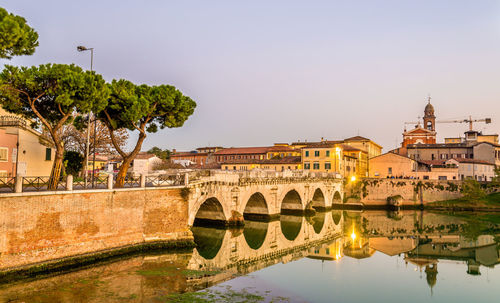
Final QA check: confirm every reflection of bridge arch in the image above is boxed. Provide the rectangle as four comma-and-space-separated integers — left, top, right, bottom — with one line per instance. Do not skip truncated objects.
188, 212, 344, 274
192, 226, 226, 259
311, 188, 326, 210
280, 190, 304, 214
280, 215, 303, 241
243, 221, 268, 250
243, 192, 269, 221
310, 211, 325, 234
333, 191, 342, 204
332, 210, 342, 225
193, 197, 227, 226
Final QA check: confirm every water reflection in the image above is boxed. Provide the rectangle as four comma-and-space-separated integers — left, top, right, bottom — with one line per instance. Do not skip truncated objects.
2, 210, 500, 302
243, 220, 268, 250
280, 215, 303, 241
192, 226, 225, 259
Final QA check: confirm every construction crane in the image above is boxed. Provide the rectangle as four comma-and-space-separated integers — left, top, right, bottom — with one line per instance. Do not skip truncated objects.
404, 116, 491, 131
436, 116, 491, 131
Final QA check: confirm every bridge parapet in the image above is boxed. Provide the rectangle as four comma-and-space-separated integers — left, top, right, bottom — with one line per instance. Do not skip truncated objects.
189, 170, 342, 187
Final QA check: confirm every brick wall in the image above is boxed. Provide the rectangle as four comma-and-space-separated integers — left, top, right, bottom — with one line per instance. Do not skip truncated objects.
0, 188, 192, 270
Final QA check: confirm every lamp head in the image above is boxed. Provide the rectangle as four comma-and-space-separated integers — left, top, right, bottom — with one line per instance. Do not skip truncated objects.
77, 45, 88, 52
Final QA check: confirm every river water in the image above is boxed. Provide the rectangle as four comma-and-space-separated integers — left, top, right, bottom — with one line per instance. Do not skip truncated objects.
1, 210, 499, 302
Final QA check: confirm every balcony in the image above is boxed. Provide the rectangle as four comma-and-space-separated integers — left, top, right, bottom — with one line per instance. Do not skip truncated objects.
0, 116, 28, 128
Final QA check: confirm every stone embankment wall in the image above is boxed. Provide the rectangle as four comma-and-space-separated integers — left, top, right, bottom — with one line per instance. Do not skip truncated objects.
0, 187, 192, 271
351, 179, 463, 206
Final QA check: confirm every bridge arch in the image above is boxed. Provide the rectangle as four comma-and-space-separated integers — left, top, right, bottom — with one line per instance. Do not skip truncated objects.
243, 192, 269, 221
311, 188, 326, 210
193, 197, 227, 226
280, 189, 304, 215
333, 191, 342, 204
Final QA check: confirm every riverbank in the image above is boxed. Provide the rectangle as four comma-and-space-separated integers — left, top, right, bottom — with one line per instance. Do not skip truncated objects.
425, 193, 500, 212
0, 240, 195, 285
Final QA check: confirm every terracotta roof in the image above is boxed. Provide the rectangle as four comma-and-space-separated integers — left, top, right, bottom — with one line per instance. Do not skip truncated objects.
266, 146, 296, 152
214, 146, 295, 155
171, 151, 208, 157
301, 142, 339, 148
407, 143, 470, 148
344, 136, 370, 141
221, 156, 301, 165
447, 158, 495, 165
418, 160, 447, 166
196, 146, 224, 150
214, 147, 269, 155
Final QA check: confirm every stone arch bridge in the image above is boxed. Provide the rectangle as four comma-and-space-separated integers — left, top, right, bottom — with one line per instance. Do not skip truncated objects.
187, 171, 344, 226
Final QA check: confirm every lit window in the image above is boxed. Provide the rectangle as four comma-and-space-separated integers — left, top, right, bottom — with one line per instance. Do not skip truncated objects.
325, 162, 331, 170
304, 162, 310, 169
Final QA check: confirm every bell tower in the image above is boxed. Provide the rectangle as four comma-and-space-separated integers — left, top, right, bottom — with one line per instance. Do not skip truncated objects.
423, 96, 435, 131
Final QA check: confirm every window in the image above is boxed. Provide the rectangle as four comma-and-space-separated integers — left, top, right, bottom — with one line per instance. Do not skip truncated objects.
325, 162, 331, 170
45, 148, 52, 161
305, 151, 309, 157
438, 176, 447, 180
0, 148, 8, 162
314, 151, 320, 157
313, 162, 320, 170
388, 167, 392, 174
304, 162, 310, 169
326, 150, 330, 157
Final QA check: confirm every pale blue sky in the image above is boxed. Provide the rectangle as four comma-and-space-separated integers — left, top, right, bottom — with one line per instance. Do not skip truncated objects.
3, 0, 500, 151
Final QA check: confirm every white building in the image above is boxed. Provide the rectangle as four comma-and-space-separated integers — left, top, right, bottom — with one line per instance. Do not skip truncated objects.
131, 152, 162, 175
446, 158, 496, 181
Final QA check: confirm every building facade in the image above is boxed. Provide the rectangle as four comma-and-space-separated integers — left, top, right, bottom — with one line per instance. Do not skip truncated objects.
221, 156, 302, 171
0, 109, 55, 177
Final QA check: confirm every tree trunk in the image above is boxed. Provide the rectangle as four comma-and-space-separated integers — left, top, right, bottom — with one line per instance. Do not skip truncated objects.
115, 157, 133, 188
114, 132, 147, 188
47, 145, 64, 190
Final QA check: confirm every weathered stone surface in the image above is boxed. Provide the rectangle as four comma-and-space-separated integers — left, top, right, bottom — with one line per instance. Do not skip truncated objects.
0, 188, 192, 271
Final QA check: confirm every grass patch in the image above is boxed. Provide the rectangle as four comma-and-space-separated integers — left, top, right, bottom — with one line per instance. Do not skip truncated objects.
429, 192, 500, 209
181, 269, 221, 277
157, 286, 289, 303
136, 269, 176, 277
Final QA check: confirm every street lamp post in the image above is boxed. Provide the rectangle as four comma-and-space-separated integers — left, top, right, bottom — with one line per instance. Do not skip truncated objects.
77, 45, 95, 187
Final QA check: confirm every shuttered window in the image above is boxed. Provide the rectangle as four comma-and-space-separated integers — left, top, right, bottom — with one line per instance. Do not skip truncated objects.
0, 148, 8, 161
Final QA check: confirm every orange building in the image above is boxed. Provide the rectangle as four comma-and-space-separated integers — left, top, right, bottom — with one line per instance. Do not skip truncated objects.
402, 99, 437, 147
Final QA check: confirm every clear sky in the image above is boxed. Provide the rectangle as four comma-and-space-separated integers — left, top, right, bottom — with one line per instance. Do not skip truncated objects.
3, 0, 500, 152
